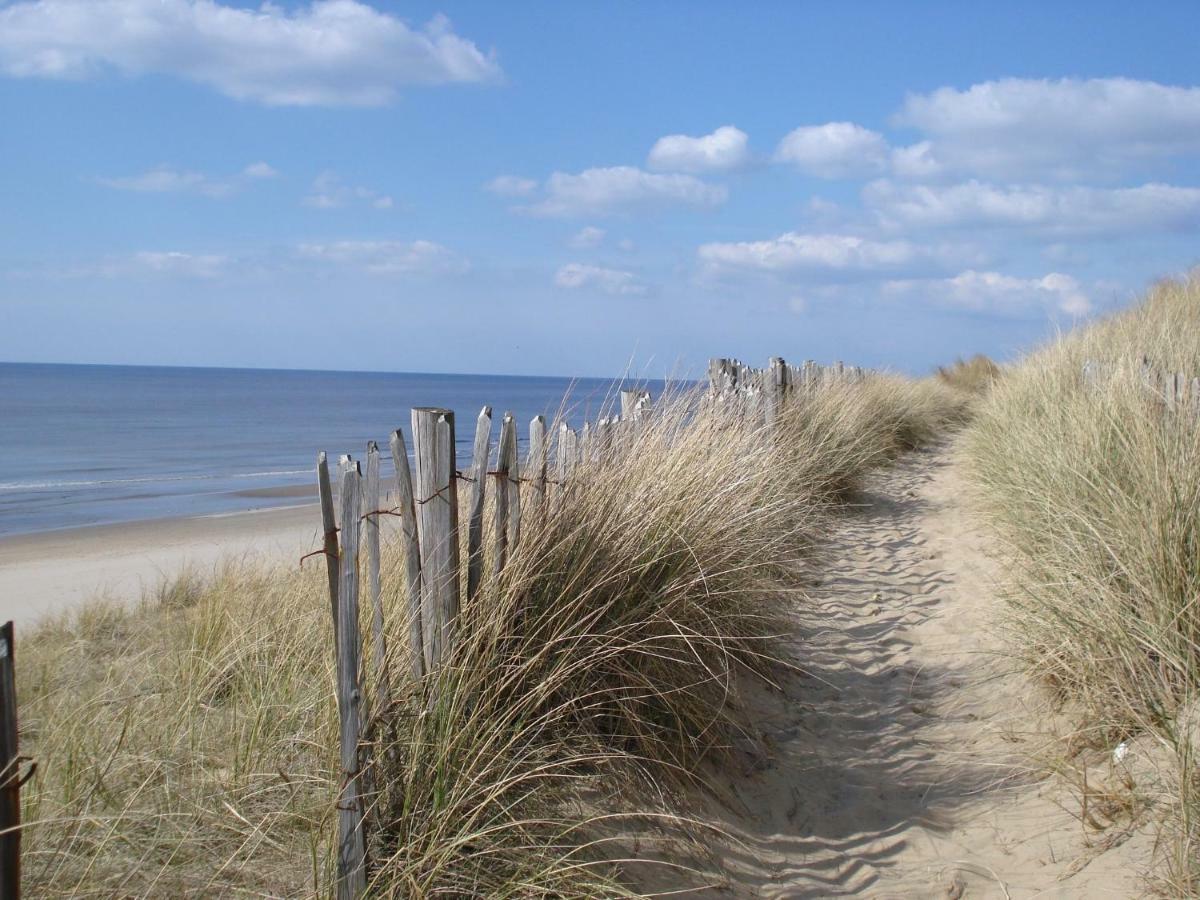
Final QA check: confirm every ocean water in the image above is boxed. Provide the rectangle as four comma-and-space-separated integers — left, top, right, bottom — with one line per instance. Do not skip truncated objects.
0, 363, 665, 537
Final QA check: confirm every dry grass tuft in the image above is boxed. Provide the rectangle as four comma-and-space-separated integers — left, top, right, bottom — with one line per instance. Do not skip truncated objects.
20, 374, 961, 896
936, 354, 1002, 395
962, 272, 1200, 894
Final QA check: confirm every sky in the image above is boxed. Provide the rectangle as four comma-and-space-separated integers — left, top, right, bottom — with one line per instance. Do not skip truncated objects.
1, 1, 1199, 378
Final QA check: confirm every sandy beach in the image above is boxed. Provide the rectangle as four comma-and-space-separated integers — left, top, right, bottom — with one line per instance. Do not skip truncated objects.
0, 502, 324, 627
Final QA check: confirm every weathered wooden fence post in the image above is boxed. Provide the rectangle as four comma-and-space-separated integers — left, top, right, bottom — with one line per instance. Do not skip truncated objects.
335, 464, 367, 900
557, 422, 577, 484
388, 430, 425, 679
528, 415, 547, 515
466, 407, 492, 604
317, 452, 340, 636
766, 357, 789, 424
363, 442, 389, 719
493, 413, 520, 569
411, 408, 460, 671
620, 390, 640, 420
1, 622, 22, 900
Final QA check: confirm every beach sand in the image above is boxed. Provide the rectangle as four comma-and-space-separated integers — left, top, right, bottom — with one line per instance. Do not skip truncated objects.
0, 503, 324, 627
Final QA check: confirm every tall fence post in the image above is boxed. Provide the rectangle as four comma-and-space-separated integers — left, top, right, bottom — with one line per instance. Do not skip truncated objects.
411, 408, 460, 671
1, 622, 21, 900
317, 452, 340, 636
388, 430, 425, 679
493, 413, 520, 574
335, 465, 367, 900
528, 415, 547, 516
466, 407, 492, 604
557, 422, 577, 485
363, 442, 388, 721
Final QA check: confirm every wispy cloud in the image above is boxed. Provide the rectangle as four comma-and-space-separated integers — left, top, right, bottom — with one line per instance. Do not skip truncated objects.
297, 240, 466, 275
647, 125, 749, 173
303, 172, 393, 210
97, 161, 278, 197
698, 231, 967, 279
0, 0, 500, 106
524, 166, 727, 217
554, 262, 646, 295
484, 175, 538, 197
568, 226, 606, 248
884, 270, 1092, 316
864, 179, 1200, 236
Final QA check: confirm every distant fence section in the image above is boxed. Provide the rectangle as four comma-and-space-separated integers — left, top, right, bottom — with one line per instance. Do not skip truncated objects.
1083, 355, 1200, 415
312, 355, 873, 897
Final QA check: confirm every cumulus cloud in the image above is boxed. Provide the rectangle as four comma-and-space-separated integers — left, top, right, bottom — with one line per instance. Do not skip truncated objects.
647, 125, 749, 173
893, 77, 1200, 179
526, 166, 727, 217
568, 226, 606, 248
864, 179, 1200, 236
484, 175, 537, 197
554, 262, 646, 295
697, 231, 947, 277
303, 172, 393, 210
0, 0, 500, 106
884, 270, 1092, 316
774, 122, 889, 179
297, 239, 465, 274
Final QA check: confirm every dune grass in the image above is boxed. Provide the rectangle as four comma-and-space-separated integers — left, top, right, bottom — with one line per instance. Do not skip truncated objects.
962, 274, 1200, 893
935, 354, 1001, 395
18, 374, 962, 896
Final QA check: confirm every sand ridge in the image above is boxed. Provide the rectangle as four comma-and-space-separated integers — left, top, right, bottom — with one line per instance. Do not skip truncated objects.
652, 441, 1156, 898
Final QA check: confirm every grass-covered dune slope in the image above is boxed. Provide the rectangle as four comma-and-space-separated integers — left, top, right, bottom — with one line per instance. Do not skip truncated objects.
963, 273, 1200, 892
20, 375, 964, 896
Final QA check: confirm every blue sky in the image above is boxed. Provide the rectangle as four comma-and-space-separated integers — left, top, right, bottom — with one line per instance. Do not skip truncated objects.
2, 1, 1199, 378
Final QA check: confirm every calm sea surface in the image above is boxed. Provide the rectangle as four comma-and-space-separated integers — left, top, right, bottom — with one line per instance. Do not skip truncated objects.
0, 363, 666, 536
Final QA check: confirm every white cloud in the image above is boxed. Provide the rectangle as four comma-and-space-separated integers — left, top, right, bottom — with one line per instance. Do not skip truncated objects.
242, 161, 278, 179
99, 161, 282, 196
129, 250, 228, 278
484, 175, 537, 197
298, 240, 465, 275
884, 270, 1092, 316
774, 122, 889, 179
568, 226, 606, 248
698, 231, 942, 276
303, 172, 393, 210
0, 0, 500, 106
647, 125, 749, 173
864, 179, 1200, 236
554, 262, 646, 295
894, 78, 1200, 179
98, 165, 232, 197
527, 166, 727, 217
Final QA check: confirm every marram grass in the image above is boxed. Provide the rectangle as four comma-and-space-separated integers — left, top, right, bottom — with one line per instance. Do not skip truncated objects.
19, 374, 961, 896
963, 273, 1200, 894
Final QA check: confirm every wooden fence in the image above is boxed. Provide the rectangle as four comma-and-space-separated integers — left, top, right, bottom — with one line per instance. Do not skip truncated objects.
313, 355, 873, 896
1, 621, 28, 900
1083, 355, 1200, 415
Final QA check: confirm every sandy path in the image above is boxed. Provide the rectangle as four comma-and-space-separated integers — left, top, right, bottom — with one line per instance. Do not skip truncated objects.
670, 442, 1156, 898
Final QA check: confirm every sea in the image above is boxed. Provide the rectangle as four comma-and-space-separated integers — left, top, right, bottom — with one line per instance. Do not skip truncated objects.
0, 362, 668, 537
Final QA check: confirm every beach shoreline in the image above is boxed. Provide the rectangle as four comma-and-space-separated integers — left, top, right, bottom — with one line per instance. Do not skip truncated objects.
0, 502, 324, 628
